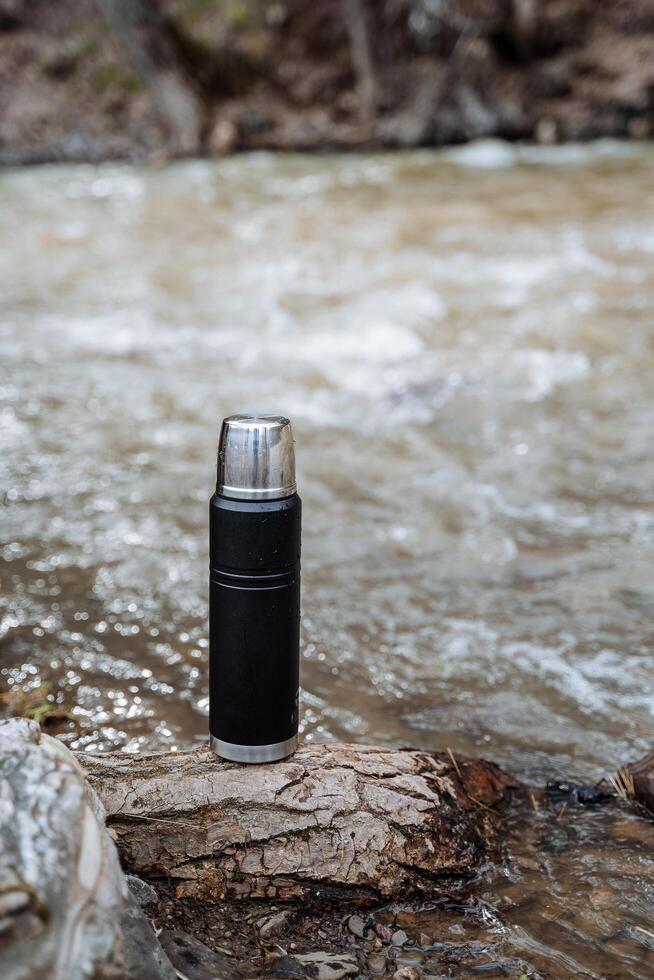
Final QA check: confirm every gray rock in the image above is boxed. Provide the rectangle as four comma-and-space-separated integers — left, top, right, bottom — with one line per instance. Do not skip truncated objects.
262, 955, 309, 978
347, 914, 367, 938
123, 890, 176, 980
159, 929, 242, 980
0, 719, 127, 980
393, 969, 421, 980
391, 929, 409, 947
126, 874, 158, 908
374, 923, 393, 943
257, 909, 291, 938
295, 951, 359, 980
367, 952, 387, 974
395, 950, 424, 968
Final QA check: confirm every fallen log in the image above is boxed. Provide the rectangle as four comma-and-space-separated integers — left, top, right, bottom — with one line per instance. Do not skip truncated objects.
81, 742, 516, 904
0, 719, 518, 978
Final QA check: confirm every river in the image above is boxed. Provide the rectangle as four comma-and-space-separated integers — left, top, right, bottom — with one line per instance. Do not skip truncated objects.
2, 141, 654, 976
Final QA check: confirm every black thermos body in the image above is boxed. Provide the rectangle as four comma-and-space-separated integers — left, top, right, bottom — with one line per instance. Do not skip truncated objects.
210, 415, 301, 763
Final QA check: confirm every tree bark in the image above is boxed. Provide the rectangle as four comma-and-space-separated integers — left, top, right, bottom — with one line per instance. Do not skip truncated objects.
81, 742, 516, 905
341, 0, 378, 122
614, 749, 654, 817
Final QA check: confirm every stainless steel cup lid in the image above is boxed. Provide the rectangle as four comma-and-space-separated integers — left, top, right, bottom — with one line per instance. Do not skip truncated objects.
217, 415, 296, 501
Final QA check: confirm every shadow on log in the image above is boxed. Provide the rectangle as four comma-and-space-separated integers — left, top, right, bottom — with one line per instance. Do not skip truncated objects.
81, 742, 517, 905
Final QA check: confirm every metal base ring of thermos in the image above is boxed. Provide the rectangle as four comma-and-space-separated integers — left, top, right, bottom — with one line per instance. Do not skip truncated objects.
210, 734, 298, 764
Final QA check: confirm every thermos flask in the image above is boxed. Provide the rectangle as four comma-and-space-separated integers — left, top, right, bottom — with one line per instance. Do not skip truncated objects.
210, 415, 301, 762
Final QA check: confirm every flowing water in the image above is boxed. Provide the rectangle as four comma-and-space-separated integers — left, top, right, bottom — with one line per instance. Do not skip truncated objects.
2, 141, 654, 976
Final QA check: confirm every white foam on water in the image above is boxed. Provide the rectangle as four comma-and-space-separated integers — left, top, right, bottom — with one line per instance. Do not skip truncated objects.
511, 348, 591, 401
443, 139, 518, 169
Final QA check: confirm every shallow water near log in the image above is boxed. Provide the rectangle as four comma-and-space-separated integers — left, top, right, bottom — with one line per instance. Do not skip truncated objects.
2, 140, 654, 976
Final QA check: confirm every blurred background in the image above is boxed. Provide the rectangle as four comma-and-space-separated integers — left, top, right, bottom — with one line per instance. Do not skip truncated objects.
2, 2, 654, 975
1, 0, 653, 163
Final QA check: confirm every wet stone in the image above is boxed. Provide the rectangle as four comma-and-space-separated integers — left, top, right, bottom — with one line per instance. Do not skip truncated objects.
367, 952, 387, 975
126, 874, 158, 908
262, 955, 310, 978
122, 890, 176, 980
159, 929, 242, 980
391, 930, 409, 947
347, 914, 367, 938
393, 969, 421, 980
395, 950, 424, 969
545, 780, 612, 807
294, 951, 359, 979
258, 910, 292, 938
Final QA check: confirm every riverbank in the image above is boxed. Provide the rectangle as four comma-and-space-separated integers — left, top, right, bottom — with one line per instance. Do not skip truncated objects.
3, 717, 653, 979
1, 0, 653, 165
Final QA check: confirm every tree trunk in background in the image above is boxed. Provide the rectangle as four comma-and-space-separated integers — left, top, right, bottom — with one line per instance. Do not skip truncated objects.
341, 0, 378, 122
95, 0, 204, 154
81, 742, 516, 904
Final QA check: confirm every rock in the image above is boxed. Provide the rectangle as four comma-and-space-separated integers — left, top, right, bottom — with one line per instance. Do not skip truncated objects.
534, 116, 559, 146
159, 929, 242, 980
209, 117, 238, 157
418, 933, 431, 947
375, 923, 394, 943
122, 889, 176, 980
294, 951, 359, 980
263, 955, 309, 978
391, 930, 409, 947
126, 874, 158, 908
258, 910, 292, 938
395, 950, 424, 968
367, 953, 387, 974
347, 914, 367, 938
545, 780, 612, 807
393, 969, 421, 980
0, 718, 128, 980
